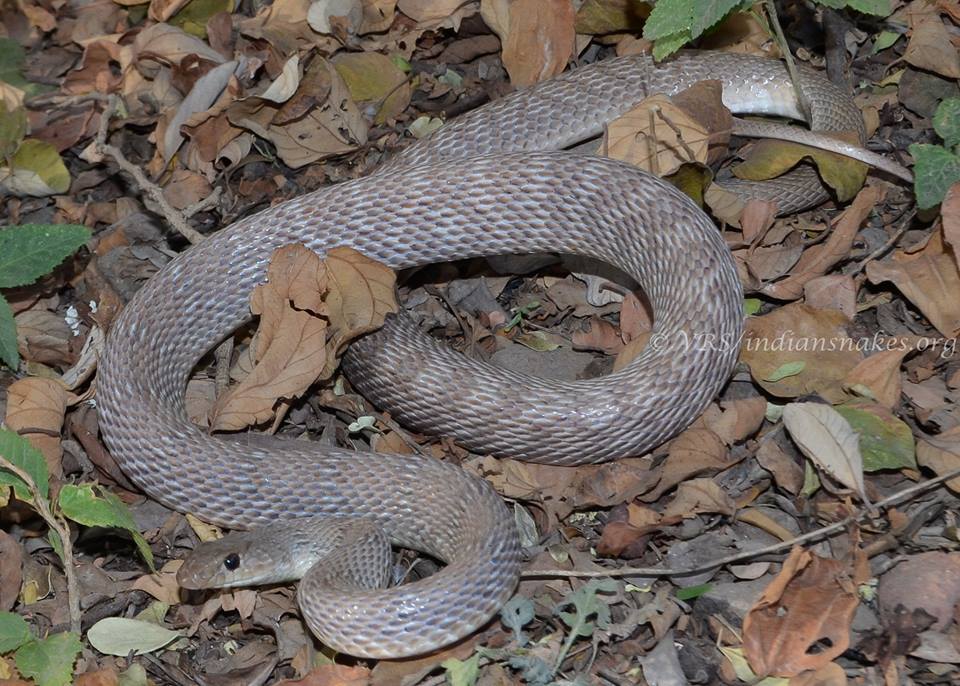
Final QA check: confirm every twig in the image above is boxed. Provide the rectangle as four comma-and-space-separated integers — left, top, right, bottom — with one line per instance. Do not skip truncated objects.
849, 209, 916, 275
95, 94, 205, 245
763, 0, 812, 126
654, 107, 699, 162
0, 455, 81, 633
522, 466, 960, 579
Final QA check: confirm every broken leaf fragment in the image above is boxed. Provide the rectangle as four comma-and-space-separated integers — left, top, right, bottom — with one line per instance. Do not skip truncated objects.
0, 138, 71, 197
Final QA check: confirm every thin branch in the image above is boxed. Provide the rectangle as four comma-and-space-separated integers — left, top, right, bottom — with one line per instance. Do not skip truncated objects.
522, 467, 960, 579
763, 0, 812, 126
0, 456, 81, 633
95, 95, 205, 245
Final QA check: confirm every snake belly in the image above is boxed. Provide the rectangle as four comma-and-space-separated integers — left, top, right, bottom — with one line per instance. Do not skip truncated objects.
97, 51, 863, 657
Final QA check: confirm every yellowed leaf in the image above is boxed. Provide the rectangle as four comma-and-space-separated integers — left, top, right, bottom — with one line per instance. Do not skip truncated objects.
866, 226, 960, 337
574, 0, 649, 34
333, 52, 411, 124
733, 133, 869, 203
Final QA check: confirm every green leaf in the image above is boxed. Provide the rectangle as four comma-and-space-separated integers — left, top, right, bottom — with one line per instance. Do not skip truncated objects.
642, 0, 694, 40
0, 37, 28, 90
2, 139, 71, 196
676, 583, 711, 600
170, 0, 234, 38
690, 0, 743, 37
0, 293, 17, 371
441, 652, 480, 686
743, 298, 762, 316
87, 618, 182, 656
764, 360, 806, 382
14, 632, 81, 686
835, 403, 916, 471
652, 29, 692, 60
556, 578, 619, 638
871, 30, 901, 54
0, 102, 27, 158
933, 98, 960, 150
0, 611, 32, 653
0, 223, 90, 289
58, 484, 155, 569
909, 143, 960, 210
0, 428, 49, 502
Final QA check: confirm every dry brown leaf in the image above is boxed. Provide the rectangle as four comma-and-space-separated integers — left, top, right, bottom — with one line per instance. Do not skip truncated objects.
866, 226, 960, 337
605, 80, 731, 177
803, 274, 856, 320
740, 199, 779, 244
148, 0, 191, 22
707, 395, 767, 445
274, 663, 371, 686
661, 478, 736, 519
789, 662, 849, 686
210, 245, 329, 431
741, 303, 862, 401
755, 439, 804, 495
14, 309, 72, 366
745, 241, 804, 283
903, 16, 960, 79
398, 0, 463, 22
483, 0, 576, 87
943, 182, 960, 271
916, 426, 960, 494
572, 317, 624, 354
737, 507, 796, 541
0, 530, 23, 611
639, 426, 733, 502
743, 547, 864, 677
782, 402, 868, 503
323, 246, 398, 370
133, 23, 226, 74
762, 185, 881, 299
132, 561, 183, 605
4, 377, 69, 478
843, 347, 910, 409
61, 39, 131, 95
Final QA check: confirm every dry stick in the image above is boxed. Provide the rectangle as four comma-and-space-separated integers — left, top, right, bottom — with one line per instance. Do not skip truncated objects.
763, 0, 812, 126
95, 94, 205, 245
522, 466, 960, 579
0, 455, 81, 634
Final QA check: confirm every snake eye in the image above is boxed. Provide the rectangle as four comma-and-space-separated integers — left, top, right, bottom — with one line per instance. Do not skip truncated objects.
223, 553, 240, 571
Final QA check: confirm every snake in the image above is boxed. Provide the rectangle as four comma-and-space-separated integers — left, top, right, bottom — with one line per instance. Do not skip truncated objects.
96, 51, 909, 658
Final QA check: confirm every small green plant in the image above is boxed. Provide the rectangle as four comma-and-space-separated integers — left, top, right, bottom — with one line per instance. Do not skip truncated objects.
0, 430, 154, 685
909, 98, 960, 210
0, 223, 91, 370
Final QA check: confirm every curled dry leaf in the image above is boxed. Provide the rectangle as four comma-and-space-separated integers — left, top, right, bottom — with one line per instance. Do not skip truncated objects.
866, 226, 960, 338
743, 546, 865, 677
755, 439, 804, 495
660, 478, 736, 520
903, 16, 960, 79
4, 377, 69, 478
210, 245, 397, 431
842, 347, 911, 409
782, 402, 869, 503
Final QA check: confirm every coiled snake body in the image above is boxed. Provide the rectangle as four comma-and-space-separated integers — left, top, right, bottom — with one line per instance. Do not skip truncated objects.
98, 52, 884, 657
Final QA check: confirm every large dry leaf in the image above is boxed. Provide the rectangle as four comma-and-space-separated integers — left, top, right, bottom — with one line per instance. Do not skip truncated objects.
660, 478, 736, 519
323, 246, 398, 368
605, 81, 731, 177
639, 426, 734, 502
755, 440, 804, 495
162, 60, 237, 161
782, 402, 868, 502
843, 347, 910, 409
4, 377, 69, 478
482, 0, 575, 87
762, 185, 881, 299
944, 182, 960, 271
866, 226, 960, 337
916, 425, 960, 494
398, 0, 462, 22
210, 245, 329, 431
743, 547, 864, 677
903, 16, 960, 79
740, 303, 862, 401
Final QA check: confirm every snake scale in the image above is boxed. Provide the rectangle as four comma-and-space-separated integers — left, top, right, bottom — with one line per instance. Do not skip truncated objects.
97, 51, 894, 657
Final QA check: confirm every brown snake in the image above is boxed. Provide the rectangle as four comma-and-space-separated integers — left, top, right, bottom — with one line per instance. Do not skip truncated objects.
97, 51, 908, 658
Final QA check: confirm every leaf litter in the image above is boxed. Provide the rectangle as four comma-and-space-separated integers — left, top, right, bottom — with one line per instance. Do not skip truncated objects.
1, 1, 960, 685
